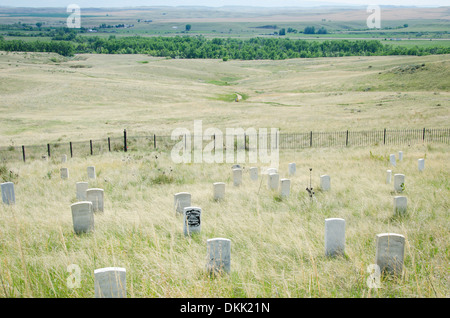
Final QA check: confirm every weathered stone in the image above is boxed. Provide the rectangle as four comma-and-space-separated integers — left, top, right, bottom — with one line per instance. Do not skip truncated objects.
206, 238, 231, 275
320, 175, 331, 191
233, 168, 242, 187
1, 182, 15, 205
418, 158, 425, 172
87, 166, 96, 179
71, 201, 94, 234
174, 192, 191, 214
389, 154, 396, 167
268, 173, 279, 190
324, 218, 345, 257
375, 233, 405, 276
394, 174, 405, 193
183, 207, 201, 236
386, 170, 392, 184
76, 182, 89, 201
280, 178, 290, 197
60, 167, 69, 179
86, 188, 104, 213
213, 182, 225, 201
393, 196, 407, 215
249, 167, 258, 181
288, 163, 296, 176
94, 267, 126, 298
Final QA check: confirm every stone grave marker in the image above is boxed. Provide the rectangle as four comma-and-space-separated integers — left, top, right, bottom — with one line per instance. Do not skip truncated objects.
324, 218, 345, 257
389, 154, 396, 167
1, 182, 15, 205
320, 175, 331, 191
61, 154, 67, 163
94, 267, 126, 298
76, 182, 89, 201
183, 207, 201, 236
288, 163, 296, 176
394, 174, 405, 193
386, 170, 392, 184
418, 158, 425, 172
249, 167, 258, 181
86, 188, 104, 213
393, 196, 407, 215
206, 238, 231, 275
174, 192, 191, 214
71, 201, 94, 234
398, 151, 403, 161
60, 167, 69, 180
213, 182, 225, 201
87, 166, 96, 180
375, 233, 405, 276
280, 179, 290, 197
268, 173, 279, 190
233, 168, 242, 187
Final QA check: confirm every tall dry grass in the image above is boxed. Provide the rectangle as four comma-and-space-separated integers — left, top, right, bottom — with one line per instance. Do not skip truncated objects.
0, 142, 448, 298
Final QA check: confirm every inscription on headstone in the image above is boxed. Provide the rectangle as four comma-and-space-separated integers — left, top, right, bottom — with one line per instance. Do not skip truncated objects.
71, 201, 94, 234
183, 207, 201, 236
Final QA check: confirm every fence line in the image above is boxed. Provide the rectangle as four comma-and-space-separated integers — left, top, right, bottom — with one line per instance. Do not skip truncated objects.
1, 128, 449, 163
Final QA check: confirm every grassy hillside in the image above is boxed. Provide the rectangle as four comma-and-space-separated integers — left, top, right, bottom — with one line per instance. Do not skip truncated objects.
0, 52, 448, 148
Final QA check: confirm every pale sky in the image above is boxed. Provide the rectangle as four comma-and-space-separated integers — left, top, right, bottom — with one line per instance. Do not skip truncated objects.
0, 0, 448, 7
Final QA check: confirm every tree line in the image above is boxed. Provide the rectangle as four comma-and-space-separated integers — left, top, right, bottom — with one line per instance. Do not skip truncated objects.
0, 34, 449, 59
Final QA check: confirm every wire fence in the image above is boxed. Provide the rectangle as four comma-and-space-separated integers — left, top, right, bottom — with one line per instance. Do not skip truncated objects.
1, 128, 449, 163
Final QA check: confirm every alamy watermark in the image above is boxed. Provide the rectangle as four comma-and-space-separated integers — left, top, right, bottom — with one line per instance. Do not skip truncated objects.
170, 120, 279, 171
67, 4, 81, 29
366, 264, 381, 289
367, 5, 381, 29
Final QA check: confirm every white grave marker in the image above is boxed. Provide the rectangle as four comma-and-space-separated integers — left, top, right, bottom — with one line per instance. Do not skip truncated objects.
386, 170, 392, 184
60, 167, 69, 180
249, 167, 258, 181
398, 151, 403, 161
393, 174, 405, 193
1, 182, 15, 205
87, 166, 96, 180
174, 192, 191, 214
375, 233, 405, 275
94, 267, 126, 298
213, 182, 225, 201
288, 163, 296, 176
320, 175, 331, 191
418, 158, 425, 172
76, 182, 89, 201
61, 154, 67, 163
86, 188, 104, 213
389, 154, 396, 167
393, 196, 407, 215
324, 218, 345, 257
233, 168, 242, 187
280, 179, 290, 197
206, 238, 231, 275
71, 201, 94, 234
268, 173, 279, 190
183, 207, 201, 236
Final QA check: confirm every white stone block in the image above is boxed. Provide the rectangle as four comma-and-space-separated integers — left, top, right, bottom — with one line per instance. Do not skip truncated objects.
94, 267, 126, 298
233, 168, 242, 187
389, 154, 396, 167
398, 151, 403, 161
76, 182, 89, 201
183, 207, 201, 236
394, 174, 405, 193
386, 170, 392, 184
375, 233, 405, 275
87, 166, 96, 179
325, 218, 345, 257
393, 196, 407, 215
418, 158, 425, 172
60, 167, 69, 180
71, 201, 94, 234
1, 182, 15, 205
86, 188, 104, 213
280, 178, 290, 197
268, 173, 279, 190
206, 238, 231, 275
288, 163, 296, 176
213, 182, 225, 201
174, 192, 191, 214
320, 175, 331, 191
61, 154, 67, 163
249, 167, 258, 181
